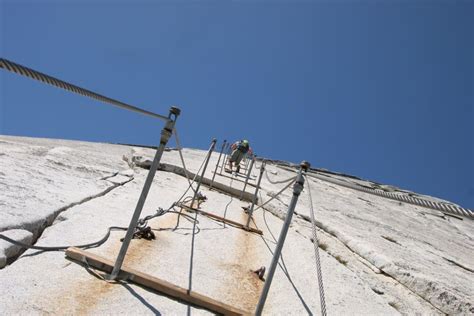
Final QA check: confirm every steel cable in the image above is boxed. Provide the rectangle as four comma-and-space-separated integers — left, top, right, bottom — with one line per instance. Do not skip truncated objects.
265, 169, 298, 185
173, 128, 197, 194
256, 210, 314, 313
305, 176, 328, 316
187, 141, 216, 295
0, 226, 127, 252
311, 172, 474, 219
0, 144, 210, 253
253, 178, 296, 213
274, 165, 474, 220
0, 58, 168, 121
170, 146, 212, 231
222, 173, 235, 229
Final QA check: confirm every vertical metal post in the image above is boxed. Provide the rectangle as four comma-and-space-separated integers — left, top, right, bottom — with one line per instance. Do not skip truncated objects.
210, 140, 226, 189
190, 139, 217, 207
220, 142, 230, 175
245, 160, 266, 228
187, 139, 217, 294
240, 154, 256, 199
255, 161, 310, 315
110, 106, 181, 280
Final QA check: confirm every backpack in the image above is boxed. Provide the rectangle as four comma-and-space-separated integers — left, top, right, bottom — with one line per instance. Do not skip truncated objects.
237, 141, 249, 153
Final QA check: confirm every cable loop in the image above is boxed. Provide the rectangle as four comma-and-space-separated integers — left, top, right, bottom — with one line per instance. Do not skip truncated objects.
264, 169, 297, 185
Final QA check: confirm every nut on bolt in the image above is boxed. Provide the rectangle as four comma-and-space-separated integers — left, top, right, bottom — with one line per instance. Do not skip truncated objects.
170, 106, 181, 116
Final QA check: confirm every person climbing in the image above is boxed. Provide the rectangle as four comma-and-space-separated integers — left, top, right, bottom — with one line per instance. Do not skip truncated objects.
227, 139, 251, 173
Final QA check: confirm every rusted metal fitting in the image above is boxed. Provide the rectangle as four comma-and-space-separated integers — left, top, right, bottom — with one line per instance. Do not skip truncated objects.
253, 266, 266, 281
120, 226, 156, 242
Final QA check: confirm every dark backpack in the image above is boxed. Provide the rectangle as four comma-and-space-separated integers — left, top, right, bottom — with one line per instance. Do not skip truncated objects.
237, 142, 249, 153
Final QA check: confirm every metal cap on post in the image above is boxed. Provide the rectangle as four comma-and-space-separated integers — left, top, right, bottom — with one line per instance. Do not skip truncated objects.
169, 106, 181, 117
255, 161, 310, 315
109, 106, 180, 280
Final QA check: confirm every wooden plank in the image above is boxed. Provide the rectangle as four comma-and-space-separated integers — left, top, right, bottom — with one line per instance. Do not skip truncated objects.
66, 247, 249, 316
212, 171, 258, 188
180, 204, 263, 235
160, 164, 255, 202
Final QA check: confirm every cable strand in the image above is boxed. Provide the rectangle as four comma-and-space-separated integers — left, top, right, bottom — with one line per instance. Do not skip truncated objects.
305, 176, 327, 316
0, 58, 168, 121
253, 178, 296, 213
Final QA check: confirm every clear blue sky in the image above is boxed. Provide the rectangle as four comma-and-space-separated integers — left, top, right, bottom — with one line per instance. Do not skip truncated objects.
1, 1, 472, 208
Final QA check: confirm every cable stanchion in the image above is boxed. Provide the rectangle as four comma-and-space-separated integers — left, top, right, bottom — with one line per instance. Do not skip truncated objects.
240, 154, 256, 199
220, 142, 231, 175
169, 149, 216, 232
255, 161, 310, 316
245, 161, 266, 229
187, 139, 217, 294
222, 174, 236, 229
0, 58, 168, 121
189, 139, 217, 208
109, 106, 181, 280
210, 140, 227, 189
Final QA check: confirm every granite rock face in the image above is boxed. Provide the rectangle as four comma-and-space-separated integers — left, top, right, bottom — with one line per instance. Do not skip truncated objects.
0, 229, 33, 268
0, 135, 472, 315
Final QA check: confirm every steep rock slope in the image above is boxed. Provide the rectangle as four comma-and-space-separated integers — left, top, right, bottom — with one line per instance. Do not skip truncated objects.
0, 135, 472, 315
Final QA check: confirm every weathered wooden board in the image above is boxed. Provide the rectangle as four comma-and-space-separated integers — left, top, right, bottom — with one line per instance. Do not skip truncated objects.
66, 247, 249, 316
179, 204, 263, 235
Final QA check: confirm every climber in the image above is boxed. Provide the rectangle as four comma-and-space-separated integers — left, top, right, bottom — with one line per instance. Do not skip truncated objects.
227, 140, 251, 173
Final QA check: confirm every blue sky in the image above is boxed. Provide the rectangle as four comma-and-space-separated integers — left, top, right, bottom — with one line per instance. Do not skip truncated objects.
1, 1, 472, 208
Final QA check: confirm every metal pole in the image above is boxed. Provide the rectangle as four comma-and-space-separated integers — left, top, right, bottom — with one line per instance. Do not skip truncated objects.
188, 139, 217, 293
240, 154, 256, 199
210, 140, 226, 189
220, 142, 230, 175
245, 160, 266, 229
255, 161, 310, 315
110, 106, 181, 280
190, 139, 217, 207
